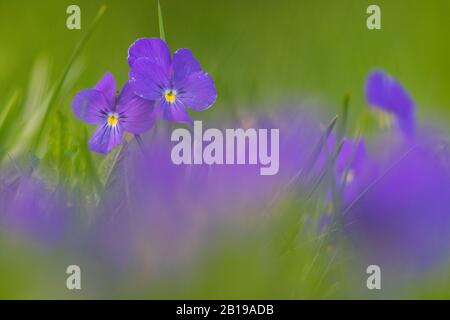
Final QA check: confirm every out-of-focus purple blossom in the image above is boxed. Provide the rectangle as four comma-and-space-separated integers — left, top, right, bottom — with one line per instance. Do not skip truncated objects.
365, 70, 416, 139
317, 134, 371, 233
72, 72, 155, 154
128, 38, 217, 123
0, 175, 69, 244
89, 109, 322, 270
318, 134, 367, 180
344, 135, 450, 274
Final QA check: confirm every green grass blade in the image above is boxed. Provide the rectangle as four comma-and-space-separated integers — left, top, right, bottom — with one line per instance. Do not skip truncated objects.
31, 5, 107, 152
80, 128, 103, 193
306, 140, 344, 200
102, 142, 127, 189
342, 146, 416, 216
158, 1, 166, 41
0, 90, 21, 132
0, 90, 22, 161
336, 94, 349, 141
305, 114, 338, 172
266, 115, 338, 208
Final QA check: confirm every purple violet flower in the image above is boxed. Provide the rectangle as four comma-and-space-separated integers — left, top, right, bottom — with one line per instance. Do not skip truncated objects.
72, 72, 155, 154
365, 69, 416, 139
128, 38, 217, 123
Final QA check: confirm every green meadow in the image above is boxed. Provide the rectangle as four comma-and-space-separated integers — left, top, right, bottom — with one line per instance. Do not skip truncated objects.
1, 0, 450, 299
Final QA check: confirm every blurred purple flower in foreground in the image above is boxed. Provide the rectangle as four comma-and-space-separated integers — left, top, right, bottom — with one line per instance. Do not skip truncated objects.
316, 134, 371, 233
128, 38, 217, 123
90, 110, 321, 269
318, 134, 367, 180
0, 175, 68, 244
72, 72, 155, 154
344, 135, 450, 274
365, 70, 415, 139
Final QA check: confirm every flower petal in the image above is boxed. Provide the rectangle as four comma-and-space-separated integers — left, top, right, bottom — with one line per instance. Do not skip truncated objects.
116, 83, 156, 134
398, 112, 415, 140
94, 72, 116, 106
71, 89, 110, 124
127, 38, 171, 71
365, 70, 415, 120
365, 70, 416, 138
129, 58, 170, 101
172, 48, 202, 85
89, 123, 123, 154
161, 99, 193, 123
177, 71, 217, 111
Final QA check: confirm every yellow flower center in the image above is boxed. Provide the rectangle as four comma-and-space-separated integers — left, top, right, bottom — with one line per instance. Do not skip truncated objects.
107, 113, 119, 127
164, 90, 177, 103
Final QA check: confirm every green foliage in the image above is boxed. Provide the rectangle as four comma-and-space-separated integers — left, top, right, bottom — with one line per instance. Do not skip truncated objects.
0, 0, 450, 299
32, 5, 107, 152
0, 91, 22, 162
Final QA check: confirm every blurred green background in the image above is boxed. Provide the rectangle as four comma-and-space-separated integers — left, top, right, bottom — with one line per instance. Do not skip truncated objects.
1, 0, 450, 125
1, 0, 450, 299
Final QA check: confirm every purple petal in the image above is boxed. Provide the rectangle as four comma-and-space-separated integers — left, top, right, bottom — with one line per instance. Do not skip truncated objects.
94, 72, 116, 106
127, 38, 171, 71
2, 177, 68, 244
176, 71, 217, 111
129, 58, 170, 101
89, 124, 123, 154
116, 84, 156, 134
172, 48, 202, 85
161, 99, 193, 123
71, 89, 110, 124
398, 113, 415, 140
318, 135, 367, 178
365, 70, 415, 136
352, 139, 367, 173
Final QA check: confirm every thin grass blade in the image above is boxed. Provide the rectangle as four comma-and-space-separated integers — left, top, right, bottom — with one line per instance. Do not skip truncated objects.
31, 5, 107, 151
